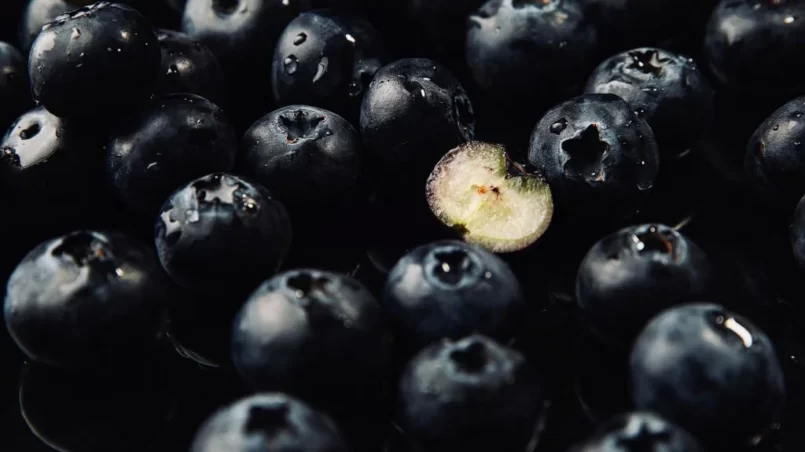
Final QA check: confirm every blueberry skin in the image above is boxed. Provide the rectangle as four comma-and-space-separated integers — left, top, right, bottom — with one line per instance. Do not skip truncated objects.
191, 393, 351, 452
272, 11, 386, 123
631, 303, 785, 447
571, 411, 704, 452
576, 224, 713, 347
527, 93, 660, 222
155, 29, 226, 107
704, 0, 805, 100
791, 194, 805, 271
0, 41, 30, 132
155, 173, 292, 293
745, 96, 805, 204
3, 230, 169, 369
397, 335, 545, 452
239, 105, 362, 211
466, 0, 598, 105
28, 2, 161, 119
231, 269, 391, 413
360, 58, 475, 188
383, 240, 525, 353
585, 48, 714, 156
107, 94, 238, 217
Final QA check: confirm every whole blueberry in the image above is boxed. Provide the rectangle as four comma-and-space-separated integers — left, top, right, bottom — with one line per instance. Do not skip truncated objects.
790, 194, 805, 271
585, 48, 714, 156
107, 94, 238, 217
239, 105, 362, 213
360, 58, 475, 189
272, 11, 386, 122
527, 93, 660, 222
3, 230, 169, 369
466, 0, 598, 107
704, 0, 805, 100
191, 393, 350, 452
182, 0, 312, 124
397, 335, 545, 452
28, 2, 161, 119
745, 96, 805, 204
631, 303, 785, 447
154, 173, 292, 293
0, 42, 30, 132
576, 224, 713, 347
231, 269, 391, 413
383, 240, 525, 353
570, 411, 704, 452
155, 29, 226, 106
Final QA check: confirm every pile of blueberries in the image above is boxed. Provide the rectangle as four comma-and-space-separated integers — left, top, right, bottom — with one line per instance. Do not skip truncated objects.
5, 0, 805, 451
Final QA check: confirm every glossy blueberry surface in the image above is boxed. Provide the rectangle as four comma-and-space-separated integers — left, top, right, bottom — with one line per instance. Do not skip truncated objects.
154, 173, 292, 293
383, 240, 525, 353
155, 29, 226, 106
272, 10, 386, 122
571, 411, 705, 452
107, 93, 237, 217
397, 335, 545, 452
28, 2, 161, 119
527, 93, 660, 222
585, 48, 714, 156
631, 303, 785, 447
576, 224, 713, 347
191, 393, 350, 452
3, 230, 169, 369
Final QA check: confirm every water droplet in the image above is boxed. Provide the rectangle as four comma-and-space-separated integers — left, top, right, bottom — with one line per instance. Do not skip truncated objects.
347, 81, 362, 96
634, 107, 646, 117
71, 28, 81, 39
283, 55, 298, 75
147, 162, 158, 170
785, 16, 796, 24
549, 118, 568, 134
796, 141, 801, 147
773, 124, 780, 131
345, 33, 356, 43
167, 64, 179, 76
293, 32, 306, 45
313, 57, 328, 83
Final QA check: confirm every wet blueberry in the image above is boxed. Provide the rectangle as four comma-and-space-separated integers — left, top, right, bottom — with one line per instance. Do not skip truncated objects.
704, 0, 805, 101
155, 29, 226, 106
272, 10, 386, 123
383, 241, 526, 353
631, 303, 785, 447
3, 230, 170, 369
745, 95, 805, 205
585, 48, 714, 157
576, 224, 713, 348
20, 0, 108, 53
107, 94, 238, 217
28, 2, 161, 119
154, 173, 292, 294
571, 411, 705, 452
360, 58, 475, 190
397, 335, 546, 452
191, 393, 350, 452
231, 269, 391, 414
0, 42, 30, 133
527, 93, 660, 223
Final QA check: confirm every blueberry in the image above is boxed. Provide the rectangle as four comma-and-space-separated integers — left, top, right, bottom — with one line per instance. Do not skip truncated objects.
154, 173, 292, 293
239, 105, 362, 213
182, 0, 312, 126
360, 58, 475, 190
397, 335, 545, 452
231, 269, 391, 413
382, 241, 525, 352
155, 29, 226, 106
571, 411, 704, 452
576, 224, 713, 347
745, 96, 805, 205
272, 10, 386, 123
0, 41, 30, 132
704, 0, 805, 100
631, 303, 785, 447
585, 48, 714, 157
790, 194, 805, 271
191, 393, 350, 452
527, 93, 660, 222
466, 0, 598, 110
107, 94, 238, 217
28, 2, 161, 119
3, 230, 169, 369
